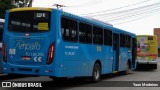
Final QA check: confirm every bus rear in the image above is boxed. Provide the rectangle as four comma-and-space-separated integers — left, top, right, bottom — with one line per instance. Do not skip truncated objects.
136, 35, 158, 69
2, 8, 57, 75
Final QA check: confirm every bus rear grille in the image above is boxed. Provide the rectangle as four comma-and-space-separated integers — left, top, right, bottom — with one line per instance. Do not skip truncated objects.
18, 68, 32, 72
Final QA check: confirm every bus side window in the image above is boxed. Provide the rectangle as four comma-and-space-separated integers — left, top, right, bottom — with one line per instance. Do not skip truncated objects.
61, 17, 78, 42
126, 35, 131, 48
86, 24, 92, 43
79, 23, 86, 43
79, 22, 92, 44
120, 34, 126, 47
93, 26, 103, 45
104, 29, 112, 46
132, 38, 137, 62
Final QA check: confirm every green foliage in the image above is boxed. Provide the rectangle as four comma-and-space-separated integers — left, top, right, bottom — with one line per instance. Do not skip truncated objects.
14, 0, 32, 7
0, 0, 16, 19
0, 0, 33, 19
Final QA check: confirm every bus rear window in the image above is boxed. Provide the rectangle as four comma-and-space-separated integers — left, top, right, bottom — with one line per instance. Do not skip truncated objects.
148, 37, 153, 40
8, 11, 51, 32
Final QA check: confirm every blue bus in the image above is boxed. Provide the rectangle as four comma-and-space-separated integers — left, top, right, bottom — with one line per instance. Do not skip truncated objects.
2, 7, 137, 82
0, 18, 4, 74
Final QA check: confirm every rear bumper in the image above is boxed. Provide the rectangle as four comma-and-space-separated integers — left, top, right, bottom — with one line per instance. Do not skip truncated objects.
137, 60, 157, 64
2, 62, 56, 76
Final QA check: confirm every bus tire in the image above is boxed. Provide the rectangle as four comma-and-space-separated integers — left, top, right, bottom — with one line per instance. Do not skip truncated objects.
154, 64, 157, 69
136, 64, 140, 69
91, 63, 101, 82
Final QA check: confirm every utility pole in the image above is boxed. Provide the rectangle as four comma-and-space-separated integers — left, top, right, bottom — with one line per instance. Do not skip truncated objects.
53, 4, 65, 9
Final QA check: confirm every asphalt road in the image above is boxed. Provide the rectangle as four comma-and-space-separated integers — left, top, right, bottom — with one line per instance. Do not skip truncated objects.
1, 59, 160, 90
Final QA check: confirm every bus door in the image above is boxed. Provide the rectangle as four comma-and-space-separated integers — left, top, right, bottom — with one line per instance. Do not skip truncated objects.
132, 38, 137, 68
113, 33, 119, 72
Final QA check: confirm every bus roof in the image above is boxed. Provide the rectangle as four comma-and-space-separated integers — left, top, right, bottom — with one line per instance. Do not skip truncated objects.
9, 7, 52, 12
7, 7, 136, 37
84, 17, 113, 27
136, 35, 156, 37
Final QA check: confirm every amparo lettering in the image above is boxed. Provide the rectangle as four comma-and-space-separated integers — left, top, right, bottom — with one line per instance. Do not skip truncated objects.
15, 42, 40, 51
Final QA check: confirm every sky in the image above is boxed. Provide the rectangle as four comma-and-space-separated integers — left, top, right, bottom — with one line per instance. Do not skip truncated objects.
32, 0, 160, 35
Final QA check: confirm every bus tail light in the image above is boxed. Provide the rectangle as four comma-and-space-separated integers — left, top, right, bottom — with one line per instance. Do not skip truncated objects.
46, 43, 55, 65
2, 42, 7, 62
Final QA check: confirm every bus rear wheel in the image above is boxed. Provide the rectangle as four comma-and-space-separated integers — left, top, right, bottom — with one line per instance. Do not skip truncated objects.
91, 63, 101, 82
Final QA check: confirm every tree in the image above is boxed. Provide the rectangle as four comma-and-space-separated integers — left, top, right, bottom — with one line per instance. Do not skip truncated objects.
13, 0, 33, 7
0, 0, 34, 19
0, 0, 16, 19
